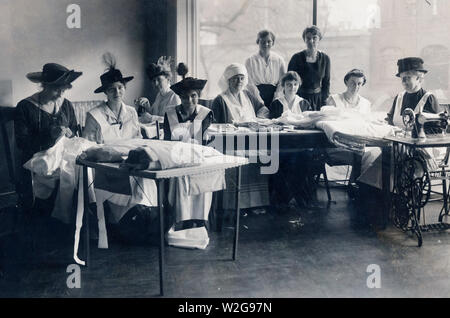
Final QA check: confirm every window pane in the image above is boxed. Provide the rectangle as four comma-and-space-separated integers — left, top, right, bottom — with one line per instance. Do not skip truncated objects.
317, 0, 450, 110
198, 0, 312, 99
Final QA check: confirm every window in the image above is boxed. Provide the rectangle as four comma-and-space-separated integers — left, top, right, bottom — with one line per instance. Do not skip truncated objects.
196, 0, 450, 106
197, 0, 312, 99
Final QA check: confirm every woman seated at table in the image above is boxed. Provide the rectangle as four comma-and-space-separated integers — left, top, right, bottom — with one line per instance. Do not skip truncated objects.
357, 57, 443, 226
245, 30, 286, 107
83, 53, 141, 143
268, 71, 317, 208
326, 69, 371, 114
82, 54, 150, 244
212, 63, 269, 123
163, 76, 214, 234
14, 62, 82, 254
325, 69, 372, 190
15, 63, 82, 212
211, 63, 270, 214
269, 71, 311, 118
134, 56, 180, 124
163, 77, 213, 144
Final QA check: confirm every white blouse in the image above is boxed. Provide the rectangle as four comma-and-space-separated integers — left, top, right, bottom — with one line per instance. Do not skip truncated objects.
150, 89, 180, 117
245, 51, 286, 87
329, 93, 371, 114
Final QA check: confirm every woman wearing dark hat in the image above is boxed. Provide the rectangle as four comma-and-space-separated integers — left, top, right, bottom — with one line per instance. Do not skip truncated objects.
83, 53, 141, 143
14, 62, 82, 211
288, 25, 330, 111
163, 73, 214, 244
163, 75, 213, 144
387, 57, 442, 133
135, 56, 180, 123
358, 57, 443, 192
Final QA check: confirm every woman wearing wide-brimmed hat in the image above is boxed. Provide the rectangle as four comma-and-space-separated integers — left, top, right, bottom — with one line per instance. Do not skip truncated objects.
83, 53, 141, 143
14, 62, 82, 211
135, 56, 180, 123
163, 75, 213, 144
162, 73, 215, 247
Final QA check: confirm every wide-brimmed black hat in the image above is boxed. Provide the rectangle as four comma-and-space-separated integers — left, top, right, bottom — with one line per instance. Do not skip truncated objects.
94, 68, 134, 93
396, 57, 428, 77
26, 63, 82, 85
170, 77, 207, 96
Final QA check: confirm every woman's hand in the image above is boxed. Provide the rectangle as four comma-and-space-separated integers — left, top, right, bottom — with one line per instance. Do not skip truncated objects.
134, 97, 151, 113
51, 126, 73, 139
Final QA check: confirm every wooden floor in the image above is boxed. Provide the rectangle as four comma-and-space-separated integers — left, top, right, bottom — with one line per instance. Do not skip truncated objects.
1, 186, 450, 298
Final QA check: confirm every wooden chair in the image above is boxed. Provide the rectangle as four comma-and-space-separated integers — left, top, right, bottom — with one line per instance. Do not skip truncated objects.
0, 106, 20, 239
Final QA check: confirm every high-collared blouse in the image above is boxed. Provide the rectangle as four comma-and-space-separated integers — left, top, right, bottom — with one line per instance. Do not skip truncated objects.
83, 101, 142, 144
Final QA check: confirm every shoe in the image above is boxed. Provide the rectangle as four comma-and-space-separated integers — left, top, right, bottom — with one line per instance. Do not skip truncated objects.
251, 208, 266, 215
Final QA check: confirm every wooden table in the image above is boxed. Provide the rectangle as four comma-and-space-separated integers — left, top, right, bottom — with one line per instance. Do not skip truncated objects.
384, 134, 450, 246
209, 127, 393, 227
75, 156, 248, 296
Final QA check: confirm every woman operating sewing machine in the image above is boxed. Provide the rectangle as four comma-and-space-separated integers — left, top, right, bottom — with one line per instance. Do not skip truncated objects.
358, 57, 444, 191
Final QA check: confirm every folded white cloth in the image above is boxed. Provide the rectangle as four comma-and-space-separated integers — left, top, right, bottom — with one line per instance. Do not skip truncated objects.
166, 225, 209, 250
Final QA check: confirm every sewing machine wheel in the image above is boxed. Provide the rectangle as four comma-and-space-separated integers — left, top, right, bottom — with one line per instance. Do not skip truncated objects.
396, 156, 431, 208
402, 108, 415, 130
392, 193, 412, 230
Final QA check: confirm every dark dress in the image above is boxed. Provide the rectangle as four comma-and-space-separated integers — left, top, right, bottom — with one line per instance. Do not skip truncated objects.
268, 98, 317, 208
268, 98, 311, 119
211, 90, 267, 124
288, 50, 331, 111
14, 97, 78, 210
386, 88, 443, 134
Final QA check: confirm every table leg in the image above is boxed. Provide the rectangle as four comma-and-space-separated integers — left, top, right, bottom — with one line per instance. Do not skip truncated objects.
233, 166, 241, 261
83, 165, 90, 267
410, 181, 423, 247
381, 145, 392, 229
439, 176, 448, 222
157, 179, 165, 296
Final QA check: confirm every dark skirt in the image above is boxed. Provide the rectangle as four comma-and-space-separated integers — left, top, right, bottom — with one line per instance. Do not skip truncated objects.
299, 92, 322, 111
257, 84, 277, 107
270, 151, 321, 207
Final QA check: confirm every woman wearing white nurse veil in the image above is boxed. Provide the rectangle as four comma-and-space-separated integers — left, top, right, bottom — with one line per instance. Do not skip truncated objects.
211, 63, 270, 214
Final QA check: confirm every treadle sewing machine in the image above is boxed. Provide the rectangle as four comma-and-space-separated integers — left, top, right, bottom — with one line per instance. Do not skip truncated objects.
385, 108, 450, 246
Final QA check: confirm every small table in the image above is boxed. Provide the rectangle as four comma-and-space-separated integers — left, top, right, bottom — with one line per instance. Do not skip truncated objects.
75, 156, 248, 296
384, 134, 450, 246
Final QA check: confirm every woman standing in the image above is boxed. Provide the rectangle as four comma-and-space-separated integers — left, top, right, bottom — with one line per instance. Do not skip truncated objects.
288, 25, 330, 111
83, 53, 141, 144
245, 30, 286, 107
15, 63, 82, 211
